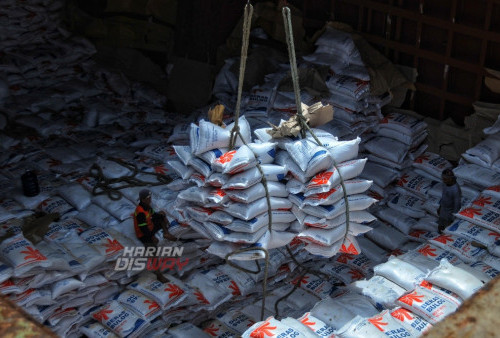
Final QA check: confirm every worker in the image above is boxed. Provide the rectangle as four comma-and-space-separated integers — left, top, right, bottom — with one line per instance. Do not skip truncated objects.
438, 169, 462, 234
134, 188, 177, 282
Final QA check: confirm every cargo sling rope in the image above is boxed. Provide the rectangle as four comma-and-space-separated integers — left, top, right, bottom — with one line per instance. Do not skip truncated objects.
224, 1, 272, 322
282, 6, 352, 253
88, 157, 172, 200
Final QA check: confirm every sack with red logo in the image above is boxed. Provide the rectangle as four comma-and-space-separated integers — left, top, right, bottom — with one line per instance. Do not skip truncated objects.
365, 221, 408, 251
213, 145, 257, 174
396, 171, 439, 199
243, 316, 315, 338
336, 310, 413, 337
222, 165, 286, 190
304, 179, 373, 207
471, 193, 500, 213
484, 185, 500, 200
412, 152, 452, 179
375, 207, 417, 235
320, 262, 365, 284
127, 273, 188, 310
374, 256, 426, 291
426, 259, 484, 300
396, 285, 459, 324
91, 301, 149, 338
390, 307, 433, 335
0, 234, 52, 277
334, 252, 377, 276
80, 321, 119, 338
429, 233, 486, 263
284, 139, 333, 177
387, 193, 426, 218
202, 319, 240, 337
350, 276, 406, 309
289, 273, 336, 299
296, 312, 336, 337
304, 159, 367, 196
455, 204, 500, 233
115, 290, 162, 321
215, 309, 258, 335
80, 227, 125, 261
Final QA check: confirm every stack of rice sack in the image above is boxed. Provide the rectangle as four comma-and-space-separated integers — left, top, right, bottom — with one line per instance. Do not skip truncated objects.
243, 247, 496, 337
359, 108, 428, 200
301, 26, 390, 139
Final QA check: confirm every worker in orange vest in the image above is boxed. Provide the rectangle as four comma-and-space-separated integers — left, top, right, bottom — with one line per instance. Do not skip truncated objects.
134, 189, 177, 282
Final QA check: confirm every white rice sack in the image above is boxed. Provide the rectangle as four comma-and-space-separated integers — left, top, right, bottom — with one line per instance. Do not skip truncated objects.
467, 261, 500, 281
167, 160, 194, 180
301, 194, 377, 220
303, 210, 375, 229
444, 218, 499, 249
92, 195, 136, 222
471, 193, 500, 213
426, 259, 484, 299
191, 117, 251, 155
334, 252, 377, 276
224, 197, 291, 220
456, 204, 500, 233
80, 227, 124, 261
173, 145, 192, 166
243, 317, 311, 338
337, 310, 413, 338
379, 109, 427, 135
77, 204, 119, 229
128, 274, 187, 310
226, 181, 288, 204
387, 193, 426, 218
291, 273, 335, 299
351, 276, 406, 309
360, 161, 399, 188
374, 256, 427, 291
275, 150, 311, 184
285, 139, 333, 177
0, 234, 51, 277
51, 277, 85, 299
56, 183, 92, 210
482, 253, 500, 270
189, 157, 213, 178
320, 262, 365, 284
222, 165, 286, 190
363, 136, 409, 164
326, 74, 370, 100
414, 243, 463, 267
396, 171, 440, 199
296, 312, 336, 337
80, 322, 119, 338
396, 285, 458, 324
305, 159, 367, 195
390, 307, 433, 336
304, 179, 372, 206
365, 221, 408, 251
115, 290, 162, 321
187, 207, 233, 225
454, 163, 500, 189
464, 134, 500, 167
224, 210, 295, 233
412, 152, 452, 179
12, 189, 50, 210
377, 125, 426, 145
310, 297, 357, 330
213, 146, 257, 174
324, 137, 361, 165
376, 207, 416, 235
92, 301, 148, 338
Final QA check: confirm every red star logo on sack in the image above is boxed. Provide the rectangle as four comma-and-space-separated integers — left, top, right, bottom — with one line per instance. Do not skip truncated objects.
459, 207, 483, 218
399, 291, 424, 306
204, 323, 219, 336
167, 147, 176, 156
418, 244, 437, 257
432, 234, 454, 244
336, 254, 354, 264
165, 284, 185, 298
20, 247, 47, 262
292, 275, 309, 286
486, 185, 500, 192
310, 171, 333, 187
489, 232, 500, 241
390, 249, 404, 256
410, 230, 427, 238
194, 290, 210, 304
228, 281, 241, 296
93, 307, 113, 321
348, 269, 364, 281
473, 196, 493, 207
398, 174, 409, 187
340, 243, 359, 255
212, 189, 226, 197
368, 315, 389, 332
300, 314, 316, 328
216, 150, 237, 164
144, 299, 160, 310
250, 320, 277, 338
420, 280, 433, 290
0, 280, 14, 289
104, 238, 124, 254
391, 308, 414, 322
414, 154, 430, 164
154, 165, 169, 175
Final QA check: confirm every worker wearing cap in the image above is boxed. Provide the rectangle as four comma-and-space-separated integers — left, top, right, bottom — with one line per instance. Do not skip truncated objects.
438, 168, 462, 234
134, 188, 176, 246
